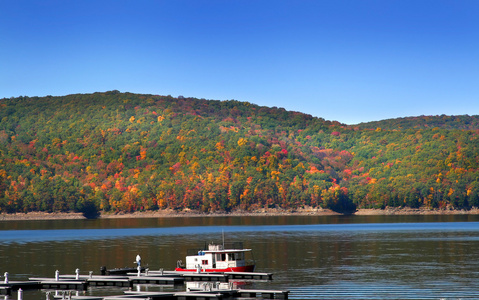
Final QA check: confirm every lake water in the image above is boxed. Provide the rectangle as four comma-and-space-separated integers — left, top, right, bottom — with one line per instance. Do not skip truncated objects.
1, 214, 479, 299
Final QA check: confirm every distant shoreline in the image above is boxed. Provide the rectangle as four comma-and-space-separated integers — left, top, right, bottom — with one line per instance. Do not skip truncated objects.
1, 207, 479, 221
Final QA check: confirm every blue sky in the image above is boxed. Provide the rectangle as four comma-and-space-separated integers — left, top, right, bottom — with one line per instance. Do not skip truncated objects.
1, 0, 478, 124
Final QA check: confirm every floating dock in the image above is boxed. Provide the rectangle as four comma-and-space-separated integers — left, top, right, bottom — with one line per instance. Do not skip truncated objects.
49, 289, 289, 300
150, 270, 273, 282
0, 280, 41, 290
12, 269, 287, 299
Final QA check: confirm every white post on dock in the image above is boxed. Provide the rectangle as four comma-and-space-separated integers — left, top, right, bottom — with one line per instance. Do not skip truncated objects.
3, 272, 8, 284
89, 271, 93, 279
55, 270, 59, 281
146, 268, 149, 276
137, 266, 141, 277
159, 268, 163, 276
75, 268, 80, 280
17, 288, 22, 300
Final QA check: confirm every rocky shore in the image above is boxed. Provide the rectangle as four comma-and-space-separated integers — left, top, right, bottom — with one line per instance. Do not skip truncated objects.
1, 206, 479, 221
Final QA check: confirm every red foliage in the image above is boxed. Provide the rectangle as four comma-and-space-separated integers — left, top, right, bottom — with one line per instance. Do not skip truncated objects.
170, 162, 181, 174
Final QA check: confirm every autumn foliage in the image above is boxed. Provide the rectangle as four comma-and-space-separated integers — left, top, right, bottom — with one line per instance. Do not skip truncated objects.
0, 91, 478, 216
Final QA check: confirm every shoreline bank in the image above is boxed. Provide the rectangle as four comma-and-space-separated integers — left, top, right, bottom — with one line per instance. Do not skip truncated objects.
1, 207, 479, 221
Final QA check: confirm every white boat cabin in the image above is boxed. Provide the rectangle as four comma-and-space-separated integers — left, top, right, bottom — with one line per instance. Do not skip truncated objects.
185, 244, 251, 270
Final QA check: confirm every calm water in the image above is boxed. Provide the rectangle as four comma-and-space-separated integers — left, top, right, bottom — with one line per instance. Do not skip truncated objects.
1, 214, 479, 299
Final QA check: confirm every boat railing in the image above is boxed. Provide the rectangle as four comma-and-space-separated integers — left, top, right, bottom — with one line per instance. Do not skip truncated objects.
186, 242, 245, 256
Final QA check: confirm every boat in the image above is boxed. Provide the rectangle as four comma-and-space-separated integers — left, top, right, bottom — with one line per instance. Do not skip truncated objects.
175, 242, 255, 273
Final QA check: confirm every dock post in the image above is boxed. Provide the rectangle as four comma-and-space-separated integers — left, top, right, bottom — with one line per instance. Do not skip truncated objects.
75, 268, 80, 280
3, 272, 8, 284
89, 271, 93, 279
46, 291, 51, 300
159, 268, 163, 276
55, 270, 59, 281
146, 268, 149, 276
17, 289, 22, 300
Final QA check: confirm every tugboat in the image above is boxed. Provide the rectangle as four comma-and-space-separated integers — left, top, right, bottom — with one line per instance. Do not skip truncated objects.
175, 242, 255, 272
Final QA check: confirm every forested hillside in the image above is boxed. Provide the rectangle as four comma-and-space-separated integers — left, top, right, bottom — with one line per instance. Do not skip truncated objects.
1, 91, 478, 217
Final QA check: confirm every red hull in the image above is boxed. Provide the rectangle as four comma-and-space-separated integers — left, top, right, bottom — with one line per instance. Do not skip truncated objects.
175, 265, 255, 273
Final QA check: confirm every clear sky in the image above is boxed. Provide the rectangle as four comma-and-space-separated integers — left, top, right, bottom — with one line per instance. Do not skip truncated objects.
1, 0, 478, 124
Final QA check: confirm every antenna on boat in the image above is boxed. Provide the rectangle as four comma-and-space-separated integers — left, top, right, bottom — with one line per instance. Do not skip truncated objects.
222, 229, 225, 249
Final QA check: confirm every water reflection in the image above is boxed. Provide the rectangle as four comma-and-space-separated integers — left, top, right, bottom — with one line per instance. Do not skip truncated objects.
2, 214, 479, 231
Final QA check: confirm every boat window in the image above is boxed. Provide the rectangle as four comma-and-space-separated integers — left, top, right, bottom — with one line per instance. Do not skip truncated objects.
202, 260, 208, 265
228, 253, 234, 261
217, 254, 226, 261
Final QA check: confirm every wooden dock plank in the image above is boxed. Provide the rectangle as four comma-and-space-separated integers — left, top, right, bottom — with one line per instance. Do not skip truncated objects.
52, 296, 104, 300
40, 280, 88, 290
129, 276, 184, 285
123, 291, 176, 299
224, 271, 273, 280
180, 274, 228, 282
236, 289, 289, 299
174, 292, 223, 299
87, 278, 132, 288
0, 281, 41, 290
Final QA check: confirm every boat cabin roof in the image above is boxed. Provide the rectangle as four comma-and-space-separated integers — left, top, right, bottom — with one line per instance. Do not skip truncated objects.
187, 243, 250, 256
200, 249, 251, 254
